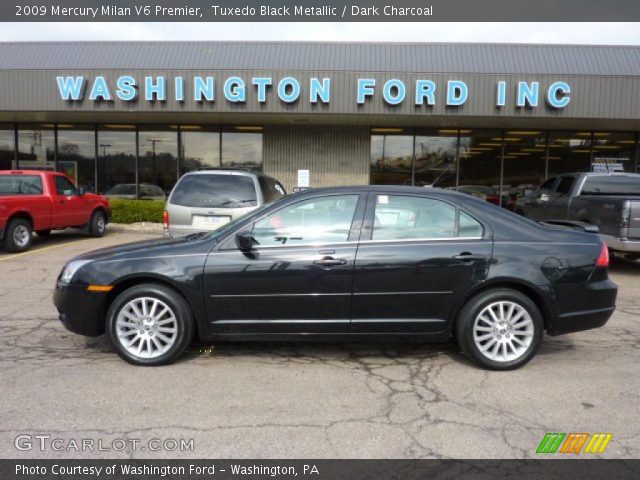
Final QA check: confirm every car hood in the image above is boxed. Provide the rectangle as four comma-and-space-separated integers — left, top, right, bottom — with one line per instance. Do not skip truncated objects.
72, 233, 211, 262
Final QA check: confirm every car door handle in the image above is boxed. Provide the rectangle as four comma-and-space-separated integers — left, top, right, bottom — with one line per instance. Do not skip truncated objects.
313, 257, 347, 267
453, 252, 486, 262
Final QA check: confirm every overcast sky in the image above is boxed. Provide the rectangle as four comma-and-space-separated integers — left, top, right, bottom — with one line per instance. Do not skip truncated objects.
0, 22, 639, 44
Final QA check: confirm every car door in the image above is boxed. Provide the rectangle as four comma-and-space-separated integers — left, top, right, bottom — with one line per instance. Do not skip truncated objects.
351, 192, 492, 335
52, 175, 87, 227
203, 193, 366, 334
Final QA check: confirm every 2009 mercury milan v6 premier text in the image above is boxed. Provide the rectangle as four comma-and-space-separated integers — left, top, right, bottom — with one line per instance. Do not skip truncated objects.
54, 186, 617, 370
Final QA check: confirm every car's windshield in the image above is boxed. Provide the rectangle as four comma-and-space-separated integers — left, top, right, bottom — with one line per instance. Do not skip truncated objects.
170, 174, 258, 208
581, 176, 640, 196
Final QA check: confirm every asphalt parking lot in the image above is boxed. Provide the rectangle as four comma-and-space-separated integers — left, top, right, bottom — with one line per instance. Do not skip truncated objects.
0, 230, 639, 459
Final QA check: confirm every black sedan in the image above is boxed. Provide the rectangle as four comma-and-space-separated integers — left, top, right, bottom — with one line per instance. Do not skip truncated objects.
54, 186, 617, 370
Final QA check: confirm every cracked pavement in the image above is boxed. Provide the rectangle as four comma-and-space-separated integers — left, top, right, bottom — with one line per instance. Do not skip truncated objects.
0, 230, 639, 459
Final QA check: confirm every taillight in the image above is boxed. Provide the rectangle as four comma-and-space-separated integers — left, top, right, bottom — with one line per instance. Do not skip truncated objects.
162, 210, 169, 229
596, 243, 610, 268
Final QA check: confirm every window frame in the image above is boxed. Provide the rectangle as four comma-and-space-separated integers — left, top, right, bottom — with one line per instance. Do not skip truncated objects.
360, 191, 487, 243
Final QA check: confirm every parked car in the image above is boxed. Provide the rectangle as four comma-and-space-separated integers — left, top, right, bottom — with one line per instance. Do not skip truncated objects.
163, 168, 286, 238
105, 183, 167, 201
0, 170, 110, 252
54, 185, 616, 370
520, 172, 640, 259
453, 185, 500, 206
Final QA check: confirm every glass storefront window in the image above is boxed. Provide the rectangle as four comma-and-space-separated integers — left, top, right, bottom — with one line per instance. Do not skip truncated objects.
590, 132, 636, 173
139, 128, 178, 197
414, 129, 459, 187
17, 125, 55, 171
0, 125, 15, 170
502, 130, 547, 188
221, 127, 262, 169
97, 126, 136, 196
179, 126, 220, 175
370, 131, 413, 185
547, 131, 593, 176
56, 125, 96, 191
458, 130, 502, 191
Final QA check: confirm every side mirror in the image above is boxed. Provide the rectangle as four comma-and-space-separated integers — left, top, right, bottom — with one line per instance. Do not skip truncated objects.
539, 193, 550, 202
235, 231, 254, 251
78, 187, 86, 196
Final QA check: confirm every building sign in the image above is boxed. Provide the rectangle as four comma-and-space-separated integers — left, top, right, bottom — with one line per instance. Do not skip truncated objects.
56, 75, 571, 109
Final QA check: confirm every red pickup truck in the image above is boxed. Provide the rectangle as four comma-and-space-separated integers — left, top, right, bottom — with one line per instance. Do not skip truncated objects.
0, 170, 111, 253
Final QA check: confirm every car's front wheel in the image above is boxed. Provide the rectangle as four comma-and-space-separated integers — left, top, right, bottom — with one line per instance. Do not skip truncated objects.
106, 283, 194, 366
456, 288, 543, 370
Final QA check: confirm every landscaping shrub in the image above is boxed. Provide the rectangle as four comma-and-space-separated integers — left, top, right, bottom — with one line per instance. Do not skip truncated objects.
109, 199, 165, 224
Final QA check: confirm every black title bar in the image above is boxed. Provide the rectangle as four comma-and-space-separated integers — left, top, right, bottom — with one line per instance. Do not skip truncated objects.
4, 0, 640, 22
3, 459, 640, 480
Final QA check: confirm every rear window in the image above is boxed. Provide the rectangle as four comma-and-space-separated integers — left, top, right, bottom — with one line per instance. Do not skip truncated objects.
581, 176, 640, 196
0, 175, 43, 195
170, 174, 258, 208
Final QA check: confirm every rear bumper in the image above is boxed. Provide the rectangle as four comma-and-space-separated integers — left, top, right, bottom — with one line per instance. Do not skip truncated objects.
53, 283, 107, 337
547, 278, 618, 335
601, 234, 640, 253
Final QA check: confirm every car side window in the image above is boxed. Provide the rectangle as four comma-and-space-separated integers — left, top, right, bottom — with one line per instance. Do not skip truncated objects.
555, 177, 575, 195
373, 195, 456, 240
539, 177, 557, 191
252, 195, 359, 246
55, 176, 77, 196
372, 195, 483, 241
459, 211, 484, 237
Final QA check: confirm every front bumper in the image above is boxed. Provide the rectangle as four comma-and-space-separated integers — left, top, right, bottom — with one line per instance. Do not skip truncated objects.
547, 278, 618, 335
53, 283, 108, 337
601, 234, 640, 253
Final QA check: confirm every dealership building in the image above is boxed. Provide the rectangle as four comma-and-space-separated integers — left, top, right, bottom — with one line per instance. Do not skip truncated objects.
0, 41, 639, 198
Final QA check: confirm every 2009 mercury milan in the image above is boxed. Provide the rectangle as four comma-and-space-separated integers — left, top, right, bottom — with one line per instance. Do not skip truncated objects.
54, 186, 617, 370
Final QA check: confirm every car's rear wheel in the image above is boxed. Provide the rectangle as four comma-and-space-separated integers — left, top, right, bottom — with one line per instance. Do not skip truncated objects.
88, 210, 106, 237
106, 283, 194, 366
4, 218, 33, 252
456, 288, 543, 370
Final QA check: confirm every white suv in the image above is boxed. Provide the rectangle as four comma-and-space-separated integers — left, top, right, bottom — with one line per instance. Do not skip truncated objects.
164, 169, 286, 238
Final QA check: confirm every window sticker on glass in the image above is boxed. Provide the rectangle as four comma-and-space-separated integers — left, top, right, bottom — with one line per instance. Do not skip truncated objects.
378, 195, 389, 204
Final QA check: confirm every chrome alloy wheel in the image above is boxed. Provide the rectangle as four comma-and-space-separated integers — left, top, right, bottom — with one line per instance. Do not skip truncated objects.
116, 297, 178, 359
472, 300, 534, 363
13, 225, 30, 248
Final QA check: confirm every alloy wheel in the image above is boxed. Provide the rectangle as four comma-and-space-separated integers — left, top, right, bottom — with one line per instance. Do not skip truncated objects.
116, 297, 178, 359
472, 300, 534, 363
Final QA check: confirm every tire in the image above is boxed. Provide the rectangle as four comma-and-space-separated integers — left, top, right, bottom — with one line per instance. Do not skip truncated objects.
88, 210, 106, 237
36, 230, 51, 238
455, 288, 543, 371
3, 218, 33, 253
106, 283, 194, 366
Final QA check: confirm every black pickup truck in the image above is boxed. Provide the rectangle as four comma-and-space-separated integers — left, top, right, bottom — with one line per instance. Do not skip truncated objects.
521, 172, 640, 258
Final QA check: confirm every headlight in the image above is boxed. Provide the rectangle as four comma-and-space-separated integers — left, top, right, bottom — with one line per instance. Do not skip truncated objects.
60, 260, 92, 284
